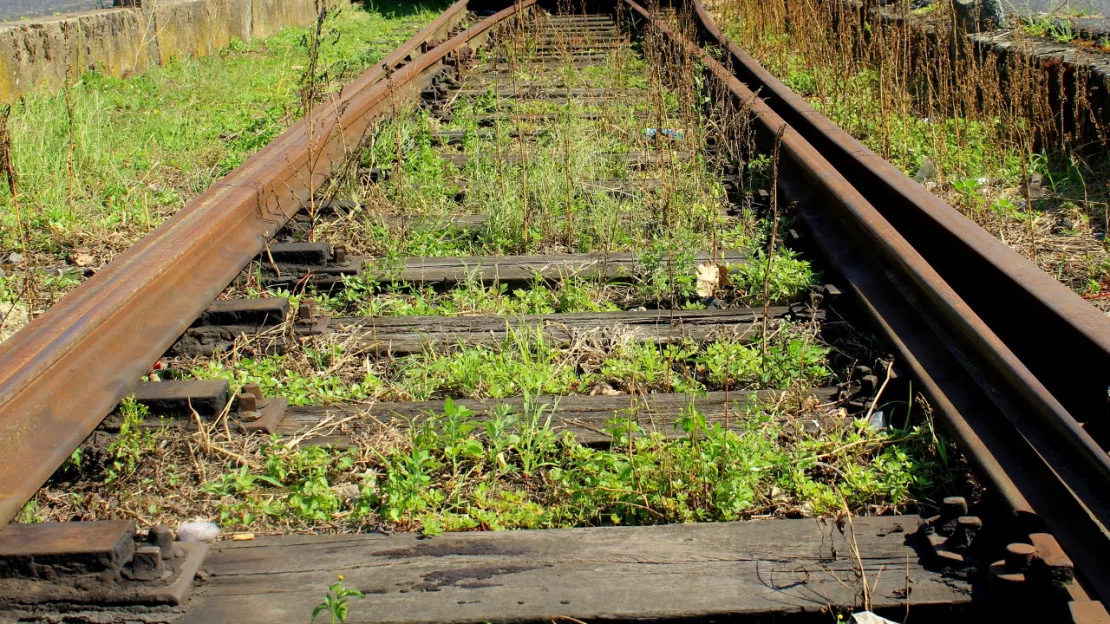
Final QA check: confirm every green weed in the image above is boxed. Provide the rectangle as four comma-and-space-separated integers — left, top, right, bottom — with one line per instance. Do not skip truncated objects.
193, 324, 831, 404
0, 2, 447, 259
312, 575, 364, 624
1022, 15, 1078, 43
202, 397, 949, 532
318, 274, 621, 317
106, 396, 156, 483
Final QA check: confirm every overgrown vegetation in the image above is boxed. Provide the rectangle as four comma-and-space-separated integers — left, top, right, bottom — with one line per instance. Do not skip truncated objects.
302, 246, 814, 317
279, 30, 817, 309
195, 395, 949, 534
713, 0, 1110, 308
24, 8, 960, 538
317, 275, 623, 316
191, 323, 830, 404
29, 387, 952, 533
0, 0, 448, 314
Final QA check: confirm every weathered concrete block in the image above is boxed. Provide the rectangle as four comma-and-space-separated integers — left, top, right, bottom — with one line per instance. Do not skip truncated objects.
252, 0, 317, 40
152, 0, 256, 64
0, 8, 152, 101
225, 0, 252, 43
954, 0, 1005, 32
0, 0, 350, 101
201, 0, 253, 49
152, 0, 213, 64
75, 8, 156, 78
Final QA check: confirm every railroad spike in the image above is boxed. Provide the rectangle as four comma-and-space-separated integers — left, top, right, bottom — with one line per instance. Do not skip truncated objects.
989, 551, 1029, 597
1005, 543, 1037, 572
125, 546, 165, 582
942, 496, 969, 519
148, 524, 179, 559
242, 383, 262, 399
237, 392, 261, 422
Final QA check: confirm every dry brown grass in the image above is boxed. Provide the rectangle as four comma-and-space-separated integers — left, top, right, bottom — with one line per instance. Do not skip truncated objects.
709, 0, 1110, 310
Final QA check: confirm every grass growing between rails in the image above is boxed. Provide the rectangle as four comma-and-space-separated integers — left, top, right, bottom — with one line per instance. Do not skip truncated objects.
285, 57, 817, 307
190, 322, 832, 404
712, 0, 1110, 309
268, 28, 819, 313
0, 0, 449, 315
18, 10, 967, 539
318, 276, 626, 317
346, 105, 728, 258
296, 238, 814, 317
297, 37, 745, 259
24, 376, 959, 535
207, 398, 951, 532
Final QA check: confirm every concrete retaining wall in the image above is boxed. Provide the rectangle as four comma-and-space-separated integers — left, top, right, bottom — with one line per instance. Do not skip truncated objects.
0, 0, 345, 102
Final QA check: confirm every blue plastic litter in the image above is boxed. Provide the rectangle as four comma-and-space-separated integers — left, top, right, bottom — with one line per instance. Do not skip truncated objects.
643, 128, 684, 140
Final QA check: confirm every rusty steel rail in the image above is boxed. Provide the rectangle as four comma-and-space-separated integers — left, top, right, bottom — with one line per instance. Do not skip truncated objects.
0, 0, 1105, 614
0, 0, 536, 528
688, 2, 1110, 428
628, 0, 1110, 608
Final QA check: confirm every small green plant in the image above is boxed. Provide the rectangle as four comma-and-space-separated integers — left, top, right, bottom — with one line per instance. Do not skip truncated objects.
729, 248, 816, 304
1022, 15, 1077, 43
952, 178, 988, 214
193, 355, 381, 406
598, 341, 701, 393
106, 396, 153, 483
312, 575, 364, 624
61, 447, 84, 472
514, 393, 559, 476
18, 500, 40, 524
700, 340, 761, 386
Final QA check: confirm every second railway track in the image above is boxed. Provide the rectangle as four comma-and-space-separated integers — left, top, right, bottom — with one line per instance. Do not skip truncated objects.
0, 1, 1108, 622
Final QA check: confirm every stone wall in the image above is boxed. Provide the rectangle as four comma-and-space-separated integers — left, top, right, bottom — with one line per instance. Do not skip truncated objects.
0, 0, 346, 102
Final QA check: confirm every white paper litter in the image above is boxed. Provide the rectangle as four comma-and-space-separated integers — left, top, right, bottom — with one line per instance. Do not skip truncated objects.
852, 612, 899, 624
176, 521, 220, 543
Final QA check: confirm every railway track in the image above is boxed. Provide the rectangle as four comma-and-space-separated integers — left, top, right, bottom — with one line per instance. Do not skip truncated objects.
0, 0, 1108, 621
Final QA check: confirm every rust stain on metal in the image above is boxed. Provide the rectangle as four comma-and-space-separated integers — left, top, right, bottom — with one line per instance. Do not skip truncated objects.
669, 0, 1110, 603
0, 0, 535, 528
